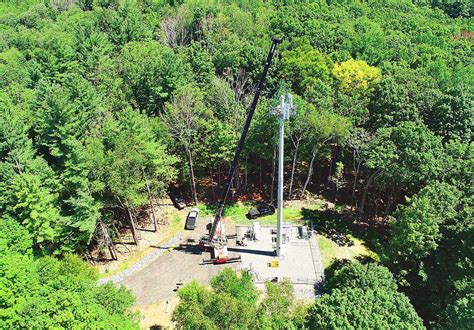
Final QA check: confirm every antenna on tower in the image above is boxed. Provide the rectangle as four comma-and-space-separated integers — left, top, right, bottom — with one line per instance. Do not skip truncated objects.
270, 80, 296, 119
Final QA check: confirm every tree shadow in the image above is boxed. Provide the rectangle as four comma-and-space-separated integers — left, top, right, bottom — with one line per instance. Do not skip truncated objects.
302, 208, 353, 247
323, 259, 352, 282
149, 326, 164, 330
301, 208, 384, 254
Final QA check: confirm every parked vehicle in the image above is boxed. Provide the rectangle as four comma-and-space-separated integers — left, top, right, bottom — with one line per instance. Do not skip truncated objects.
168, 190, 186, 210
246, 202, 275, 219
185, 208, 200, 230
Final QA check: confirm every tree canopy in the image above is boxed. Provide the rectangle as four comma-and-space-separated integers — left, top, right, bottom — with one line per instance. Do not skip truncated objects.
307, 261, 424, 329
0, 0, 472, 327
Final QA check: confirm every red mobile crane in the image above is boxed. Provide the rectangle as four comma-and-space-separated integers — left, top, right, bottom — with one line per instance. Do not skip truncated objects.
201, 38, 282, 263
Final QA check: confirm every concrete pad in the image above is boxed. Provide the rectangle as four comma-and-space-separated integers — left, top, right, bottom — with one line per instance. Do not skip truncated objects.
234, 224, 324, 299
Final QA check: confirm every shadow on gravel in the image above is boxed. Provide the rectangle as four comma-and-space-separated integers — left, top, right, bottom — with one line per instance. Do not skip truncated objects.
149, 239, 203, 254
148, 243, 204, 255
227, 247, 275, 257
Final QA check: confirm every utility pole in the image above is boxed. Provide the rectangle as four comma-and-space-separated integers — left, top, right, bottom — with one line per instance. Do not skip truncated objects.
271, 90, 294, 256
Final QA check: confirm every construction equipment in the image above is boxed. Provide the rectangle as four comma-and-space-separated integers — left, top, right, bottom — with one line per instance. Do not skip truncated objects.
200, 37, 282, 263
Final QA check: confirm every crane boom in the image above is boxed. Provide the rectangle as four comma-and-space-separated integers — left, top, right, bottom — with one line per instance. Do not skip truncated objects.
207, 38, 282, 244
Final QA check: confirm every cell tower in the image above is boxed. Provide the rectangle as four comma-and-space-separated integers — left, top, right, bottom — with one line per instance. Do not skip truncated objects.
270, 82, 295, 256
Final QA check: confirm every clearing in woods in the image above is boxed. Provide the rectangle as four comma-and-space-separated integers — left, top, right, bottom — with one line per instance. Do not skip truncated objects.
97, 198, 377, 328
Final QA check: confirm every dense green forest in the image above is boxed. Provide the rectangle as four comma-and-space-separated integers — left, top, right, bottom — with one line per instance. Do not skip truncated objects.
0, 0, 472, 328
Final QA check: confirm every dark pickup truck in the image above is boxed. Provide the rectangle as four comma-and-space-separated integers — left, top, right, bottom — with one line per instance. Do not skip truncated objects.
168, 190, 187, 210
246, 202, 276, 220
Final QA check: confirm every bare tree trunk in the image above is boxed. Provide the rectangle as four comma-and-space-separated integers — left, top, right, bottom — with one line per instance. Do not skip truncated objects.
270, 145, 276, 203
358, 170, 380, 218
384, 189, 394, 216
244, 158, 248, 193
149, 199, 157, 232
100, 221, 117, 260
351, 152, 362, 211
186, 148, 198, 205
145, 182, 158, 232
210, 167, 215, 201
14, 158, 23, 175
127, 208, 139, 246
301, 150, 317, 199
288, 138, 300, 199
229, 161, 235, 200
259, 157, 262, 190
327, 146, 334, 184
234, 163, 240, 192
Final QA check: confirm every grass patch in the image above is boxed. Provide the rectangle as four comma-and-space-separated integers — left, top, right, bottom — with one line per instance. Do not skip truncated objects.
225, 201, 325, 225
196, 202, 253, 218
197, 200, 327, 226
318, 234, 379, 268
301, 207, 382, 268
230, 206, 304, 225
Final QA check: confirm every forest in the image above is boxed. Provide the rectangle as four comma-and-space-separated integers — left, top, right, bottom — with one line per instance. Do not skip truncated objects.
0, 0, 472, 328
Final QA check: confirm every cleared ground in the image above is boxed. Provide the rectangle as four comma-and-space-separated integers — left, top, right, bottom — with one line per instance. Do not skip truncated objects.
117, 217, 238, 305
236, 224, 324, 299
101, 199, 377, 328
96, 199, 187, 278
112, 216, 323, 327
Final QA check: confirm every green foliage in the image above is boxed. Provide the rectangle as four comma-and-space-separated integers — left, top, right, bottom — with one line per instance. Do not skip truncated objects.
307, 261, 424, 329
365, 122, 444, 193
258, 280, 307, 329
0, 216, 33, 256
282, 43, 333, 97
307, 286, 424, 329
210, 268, 257, 304
33, 74, 104, 164
173, 271, 258, 329
325, 261, 398, 292
96, 108, 177, 208
0, 0, 472, 326
333, 58, 381, 94
422, 0, 474, 18
387, 182, 461, 264
307, 108, 352, 146
173, 269, 306, 329
119, 41, 189, 114
11, 173, 61, 249
0, 252, 138, 328
385, 181, 472, 326
439, 281, 474, 328
424, 84, 473, 141
0, 48, 30, 87
367, 64, 442, 129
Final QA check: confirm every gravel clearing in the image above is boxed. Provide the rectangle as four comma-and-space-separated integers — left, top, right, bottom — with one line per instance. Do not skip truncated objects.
98, 233, 184, 285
